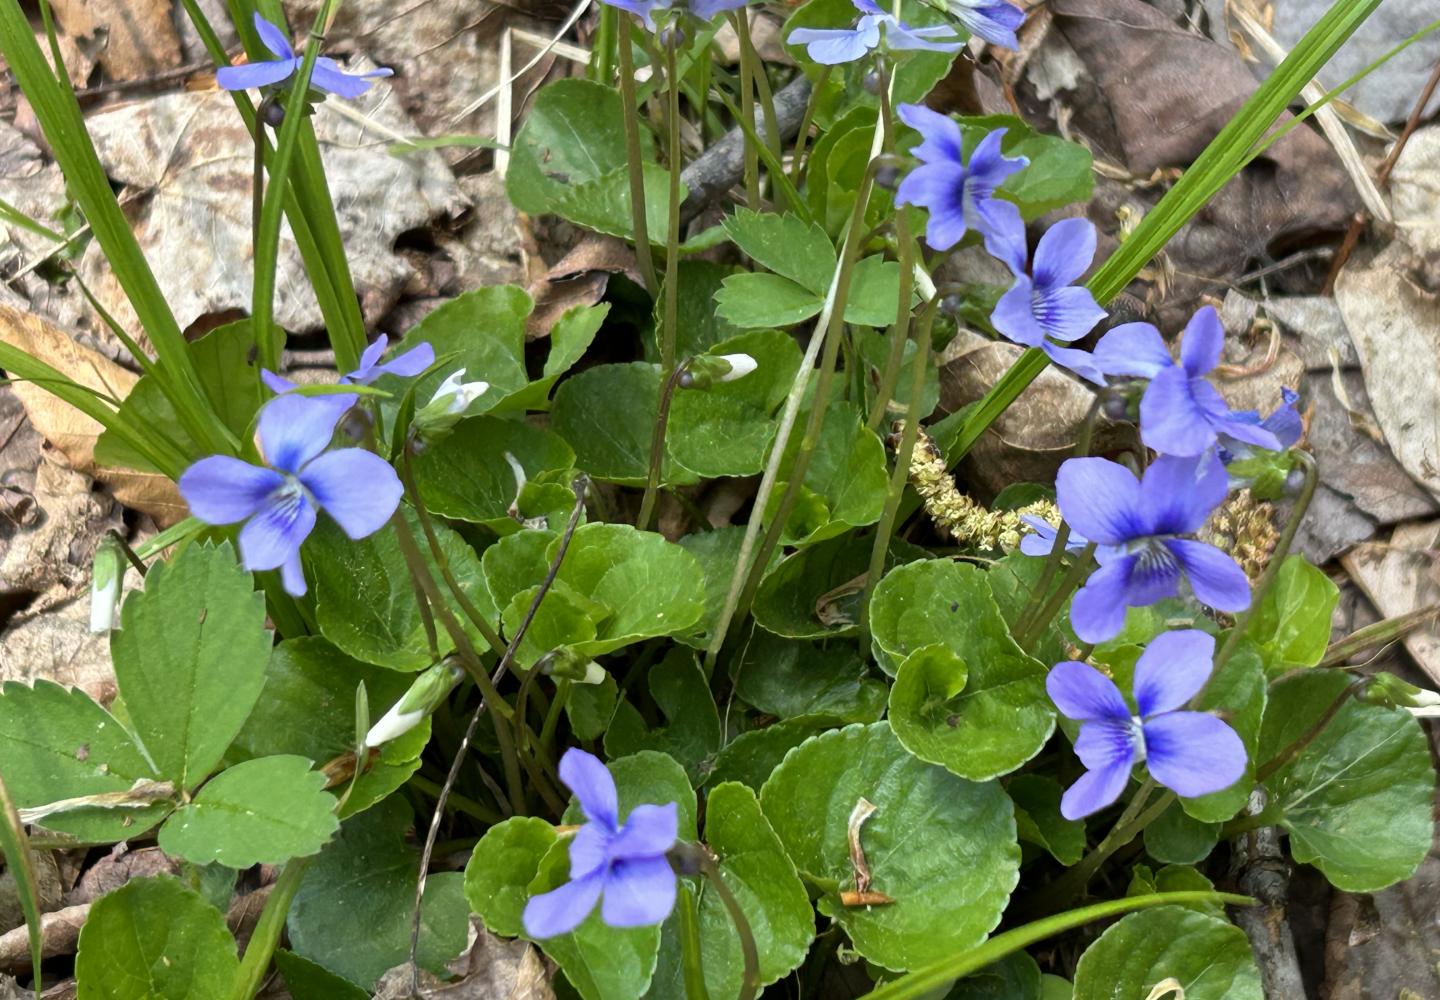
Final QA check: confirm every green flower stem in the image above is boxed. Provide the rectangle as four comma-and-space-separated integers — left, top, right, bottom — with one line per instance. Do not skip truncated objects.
859, 293, 937, 636
660, 36, 684, 393
704, 90, 888, 671
712, 87, 811, 220
1254, 676, 1368, 783
0, 772, 42, 997
593, 3, 617, 84
249, 0, 347, 372
945, 0, 1385, 468
617, 25, 660, 297
229, 856, 313, 1000
699, 854, 760, 1000
0, 0, 228, 456
730, 10, 761, 207
862, 891, 1253, 1000
865, 211, 918, 435
1015, 542, 1098, 654
1201, 450, 1318, 696
788, 66, 831, 187
677, 882, 712, 1000
638, 360, 690, 531
1318, 604, 1440, 668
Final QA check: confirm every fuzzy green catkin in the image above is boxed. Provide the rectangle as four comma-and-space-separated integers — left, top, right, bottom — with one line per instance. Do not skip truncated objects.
904, 425, 1059, 550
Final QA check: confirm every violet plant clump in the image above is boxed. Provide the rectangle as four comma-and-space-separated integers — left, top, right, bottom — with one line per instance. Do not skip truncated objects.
0, 0, 1431, 997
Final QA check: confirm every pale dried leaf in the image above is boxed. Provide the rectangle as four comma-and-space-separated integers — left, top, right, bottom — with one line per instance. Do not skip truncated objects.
78, 85, 464, 336
1342, 520, 1440, 688
49, 0, 181, 83
373, 918, 555, 999
1390, 125, 1440, 262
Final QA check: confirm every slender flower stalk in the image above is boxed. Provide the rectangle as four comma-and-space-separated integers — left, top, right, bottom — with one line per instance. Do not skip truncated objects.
615, 30, 659, 296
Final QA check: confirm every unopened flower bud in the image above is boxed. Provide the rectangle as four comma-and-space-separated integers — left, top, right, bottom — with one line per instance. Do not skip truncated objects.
540, 648, 608, 685
1361, 672, 1440, 712
413, 369, 489, 440
680, 352, 758, 390
939, 292, 964, 317
863, 67, 885, 95
875, 163, 902, 190
365, 660, 463, 747
261, 99, 286, 128
89, 536, 126, 633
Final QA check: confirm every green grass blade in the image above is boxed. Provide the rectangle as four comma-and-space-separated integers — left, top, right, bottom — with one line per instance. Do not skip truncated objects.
947, 0, 1384, 464
863, 891, 1253, 999
0, 770, 45, 998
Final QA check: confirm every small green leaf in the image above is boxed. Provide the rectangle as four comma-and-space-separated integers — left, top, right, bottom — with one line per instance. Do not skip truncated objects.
1125, 865, 1223, 917
753, 533, 925, 639
888, 643, 975, 772
1246, 556, 1338, 673
955, 115, 1095, 220
869, 560, 1054, 779
158, 756, 338, 868
1007, 775, 1085, 866
733, 631, 887, 723
505, 78, 649, 215
723, 208, 836, 295
1182, 643, 1266, 823
772, 403, 888, 546
500, 584, 600, 670
948, 952, 1043, 1000
706, 717, 834, 791
288, 797, 470, 988
1261, 671, 1435, 891
715, 272, 824, 329
75, 876, 239, 998
844, 254, 905, 328
551, 363, 698, 486
463, 816, 559, 937
553, 163, 687, 246
0, 681, 169, 841
410, 416, 575, 528
699, 783, 815, 998
495, 302, 609, 413
567, 674, 619, 742
606, 651, 722, 784
1071, 905, 1261, 1000
395, 285, 533, 412
1144, 800, 1220, 865
112, 541, 270, 791
760, 723, 1019, 972
275, 950, 369, 1000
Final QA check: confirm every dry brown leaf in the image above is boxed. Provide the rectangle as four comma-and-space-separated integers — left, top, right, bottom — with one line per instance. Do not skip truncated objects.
525, 234, 637, 340
1334, 243, 1440, 505
1342, 520, 1440, 688
0, 304, 183, 521
49, 0, 181, 83
78, 85, 464, 337
373, 917, 555, 999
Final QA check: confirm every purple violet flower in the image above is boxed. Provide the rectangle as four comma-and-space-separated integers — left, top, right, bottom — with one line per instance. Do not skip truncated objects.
217, 13, 393, 99
933, 0, 1026, 50
1092, 306, 1282, 458
787, 0, 965, 65
522, 749, 679, 937
1056, 451, 1249, 644
894, 104, 1027, 260
1047, 629, 1247, 819
262, 335, 434, 395
992, 218, 1108, 385
1019, 516, 1087, 558
603, 0, 752, 31
1218, 387, 1302, 464
178, 394, 402, 596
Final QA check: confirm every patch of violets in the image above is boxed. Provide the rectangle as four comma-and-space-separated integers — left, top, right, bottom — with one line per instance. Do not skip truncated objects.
217, 13, 392, 99
1048, 630, 1246, 818
786, 0, 1023, 63
178, 393, 402, 596
600, 0, 753, 31
1056, 451, 1250, 644
261, 334, 434, 396
523, 749, 679, 937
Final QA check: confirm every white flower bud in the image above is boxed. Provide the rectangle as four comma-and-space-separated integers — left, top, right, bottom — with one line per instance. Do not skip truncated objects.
89, 537, 126, 633
365, 704, 427, 746
428, 369, 490, 415
715, 353, 757, 382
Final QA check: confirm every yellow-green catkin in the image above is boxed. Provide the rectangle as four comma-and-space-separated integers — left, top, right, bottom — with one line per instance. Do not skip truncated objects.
1202, 489, 1280, 581
905, 426, 1059, 550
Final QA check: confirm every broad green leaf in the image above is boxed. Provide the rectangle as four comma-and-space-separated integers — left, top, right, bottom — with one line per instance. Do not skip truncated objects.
551, 363, 698, 486
771, 403, 889, 546
275, 951, 369, 1000
1071, 905, 1261, 1000
228, 637, 429, 819
0, 680, 168, 842
699, 783, 815, 998
1041, 974, 1075, 1000
844, 254, 905, 328
1125, 865, 1223, 917
463, 816, 559, 937
561, 750, 698, 842
309, 507, 498, 670
715, 272, 824, 329
567, 673, 619, 742
96, 322, 259, 472
1007, 774, 1084, 867
500, 583, 600, 669
75, 876, 239, 998
395, 285, 533, 411
158, 756, 338, 868
288, 797, 470, 988
888, 643, 977, 774
529, 839, 663, 1000
482, 528, 556, 611
733, 631, 886, 723
505, 78, 649, 215
669, 261, 744, 360
706, 717, 833, 791
760, 723, 1019, 972
668, 329, 804, 478
1245, 556, 1338, 673
495, 302, 609, 413
553, 162, 686, 247
1260, 671, 1435, 891
678, 526, 778, 647
955, 116, 1094, 220
550, 523, 706, 655
869, 560, 1054, 779
410, 416, 575, 528
753, 533, 925, 639
723, 208, 836, 295
112, 541, 270, 791
949, 952, 1043, 1000
606, 651, 722, 784
1144, 801, 1220, 865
